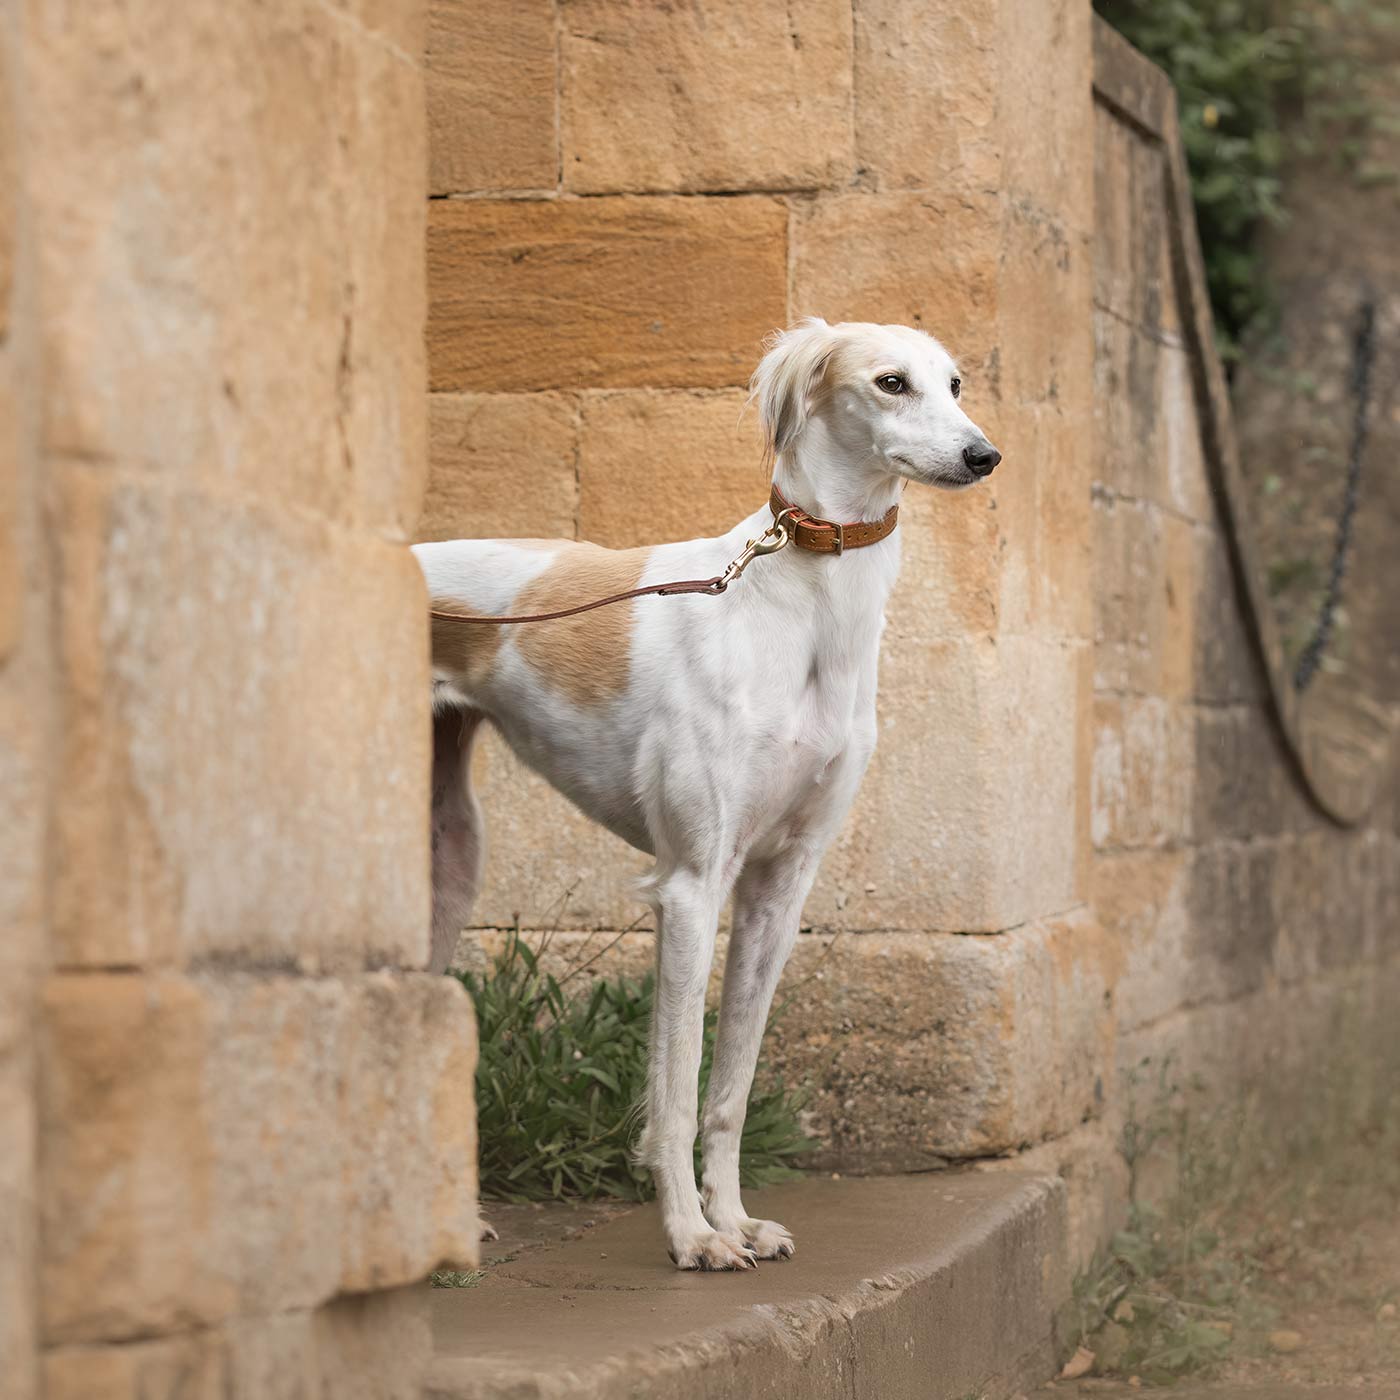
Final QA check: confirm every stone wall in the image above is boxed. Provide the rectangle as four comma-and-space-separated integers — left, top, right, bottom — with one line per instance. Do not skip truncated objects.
426, 0, 1400, 1263
1, 4, 478, 1395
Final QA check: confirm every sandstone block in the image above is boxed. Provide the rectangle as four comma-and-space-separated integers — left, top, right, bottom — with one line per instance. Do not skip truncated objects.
791, 192, 999, 376
461, 918, 1113, 1167
40, 974, 229, 1342
766, 915, 1115, 1165
1092, 847, 1190, 1035
421, 393, 578, 542
1092, 102, 1171, 337
44, 1286, 432, 1400
428, 0, 555, 194
26, 4, 424, 534
334, 27, 429, 538
561, 0, 853, 194
50, 470, 430, 971
991, 403, 1094, 643
1000, 0, 1093, 230
1190, 703, 1307, 843
467, 728, 649, 932
577, 390, 766, 547
1093, 493, 1194, 698
807, 633, 1086, 932
41, 971, 477, 1344
1182, 840, 1281, 1004
998, 210, 1094, 411
854, 0, 998, 195
0, 371, 23, 663
885, 484, 1002, 644
1091, 693, 1191, 852
326, 0, 425, 59
0, 1045, 37, 1400
428, 197, 787, 393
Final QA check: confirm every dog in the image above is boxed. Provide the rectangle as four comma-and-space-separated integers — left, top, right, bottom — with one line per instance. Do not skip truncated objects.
415, 318, 1000, 1270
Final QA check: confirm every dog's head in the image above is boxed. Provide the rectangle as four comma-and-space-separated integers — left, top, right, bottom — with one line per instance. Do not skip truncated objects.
750, 319, 1000, 490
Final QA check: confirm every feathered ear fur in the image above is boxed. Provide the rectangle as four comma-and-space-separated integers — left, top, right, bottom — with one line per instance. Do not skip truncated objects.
748, 318, 836, 465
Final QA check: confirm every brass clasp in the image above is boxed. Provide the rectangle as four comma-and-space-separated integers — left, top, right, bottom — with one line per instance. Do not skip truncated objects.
713, 511, 792, 592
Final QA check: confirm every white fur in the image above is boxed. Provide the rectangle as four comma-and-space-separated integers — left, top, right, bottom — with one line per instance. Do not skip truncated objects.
415, 319, 999, 1270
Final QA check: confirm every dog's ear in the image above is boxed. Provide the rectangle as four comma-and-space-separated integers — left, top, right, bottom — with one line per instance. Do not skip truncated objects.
749, 318, 836, 463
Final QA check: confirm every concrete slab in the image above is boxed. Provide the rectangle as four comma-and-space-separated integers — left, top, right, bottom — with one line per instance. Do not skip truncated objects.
426, 1172, 1068, 1400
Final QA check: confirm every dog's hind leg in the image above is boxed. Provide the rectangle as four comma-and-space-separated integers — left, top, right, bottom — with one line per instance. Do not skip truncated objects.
699, 846, 817, 1260
428, 706, 486, 976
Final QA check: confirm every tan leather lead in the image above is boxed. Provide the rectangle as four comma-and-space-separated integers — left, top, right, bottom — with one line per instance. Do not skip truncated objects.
769, 484, 899, 554
428, 483, 901, 625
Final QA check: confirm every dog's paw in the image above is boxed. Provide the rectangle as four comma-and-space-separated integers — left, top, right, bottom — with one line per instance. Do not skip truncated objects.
741, 1218, 795, 1260
668, 1229, 759, 1272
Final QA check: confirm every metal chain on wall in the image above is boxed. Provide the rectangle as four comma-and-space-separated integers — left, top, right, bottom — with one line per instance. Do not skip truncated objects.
1293, 297, 1378, 693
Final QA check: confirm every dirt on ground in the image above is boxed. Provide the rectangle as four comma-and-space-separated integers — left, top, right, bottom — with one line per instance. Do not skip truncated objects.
1035, 1205, 1400, 1397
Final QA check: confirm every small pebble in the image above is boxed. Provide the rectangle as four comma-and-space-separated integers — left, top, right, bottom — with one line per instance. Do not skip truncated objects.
1378, 1302, 1397, 1322
1059, 1346, 1095, 1380
1269, 1329, 1304, 1354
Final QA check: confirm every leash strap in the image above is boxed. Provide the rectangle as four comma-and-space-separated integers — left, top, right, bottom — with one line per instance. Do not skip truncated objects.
429, 575, 726, 626
428, 486, 899, 626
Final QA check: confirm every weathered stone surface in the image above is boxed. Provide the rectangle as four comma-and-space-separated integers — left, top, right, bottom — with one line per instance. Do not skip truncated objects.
421, 393, 578, 543
44, 1285, 432, 1400
25, 2, 425, 536
1091, 847, 1190, 1035
468, 729, 649, 932
1001, 0, 1094, 230
428, 197, 787, 393
428, 0, 555, 194
427, 1174, 1067, 1400
992, 403, 1095, 643
998, 210, 1094, 411
561, 0, 852, 194
791, 192, 999, 376
807, 633, 1085, 933
577, 390, 766, 547
853, 0, 998, 195
40, 972, 477, 1344
50, 471, 430, 971
1091, 693, 1191, 852
1092, 494, 1197, 699
777, 917, 1114, 1163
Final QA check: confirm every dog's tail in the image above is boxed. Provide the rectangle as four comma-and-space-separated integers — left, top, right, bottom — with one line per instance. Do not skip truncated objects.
429, 705, 487, 975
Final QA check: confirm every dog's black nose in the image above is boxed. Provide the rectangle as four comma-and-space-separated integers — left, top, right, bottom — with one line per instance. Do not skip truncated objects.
963, 442, 1001, 478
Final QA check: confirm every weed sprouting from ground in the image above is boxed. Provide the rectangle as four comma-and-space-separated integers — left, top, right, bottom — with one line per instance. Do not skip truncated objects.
1070, 1035, 1400, 1385
455, 930, 818, 1202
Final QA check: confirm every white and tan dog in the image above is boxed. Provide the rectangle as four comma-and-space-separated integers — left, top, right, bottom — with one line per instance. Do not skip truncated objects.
415, 318, 1000, 1270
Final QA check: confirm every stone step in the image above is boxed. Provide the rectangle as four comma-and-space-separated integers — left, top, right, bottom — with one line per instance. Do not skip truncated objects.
426, 1172, 1068, 1400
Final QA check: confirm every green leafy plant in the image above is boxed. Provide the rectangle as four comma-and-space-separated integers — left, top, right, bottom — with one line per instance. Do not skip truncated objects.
456, 931, 817, 1202
1094, 0, 1385, 358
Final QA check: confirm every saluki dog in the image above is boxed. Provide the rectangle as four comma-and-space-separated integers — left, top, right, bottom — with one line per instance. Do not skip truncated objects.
415, 318, 1000, 1270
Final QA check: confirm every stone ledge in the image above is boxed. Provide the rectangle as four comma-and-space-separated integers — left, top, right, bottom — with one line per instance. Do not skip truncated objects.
425, 1172, 1067, 1400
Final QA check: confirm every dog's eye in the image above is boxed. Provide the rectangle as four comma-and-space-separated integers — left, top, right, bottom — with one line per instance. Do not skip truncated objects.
875, 374, 906, 395
950, 377, 961, 399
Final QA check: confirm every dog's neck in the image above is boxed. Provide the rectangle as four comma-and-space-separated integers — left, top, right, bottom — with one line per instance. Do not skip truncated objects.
771, 432, 904, 530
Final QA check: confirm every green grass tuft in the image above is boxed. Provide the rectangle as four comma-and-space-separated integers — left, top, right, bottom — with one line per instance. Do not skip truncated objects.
455, 932, 818, 1202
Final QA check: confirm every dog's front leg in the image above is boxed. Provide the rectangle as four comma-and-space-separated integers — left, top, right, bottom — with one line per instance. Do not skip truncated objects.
636, 867, 754, 1270
699, 849, 815, 1260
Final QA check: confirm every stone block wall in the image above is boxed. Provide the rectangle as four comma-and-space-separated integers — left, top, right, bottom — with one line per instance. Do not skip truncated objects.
1089, 22, 1400, 1132
2, 3, 478, 1395
427, 0, 1400, 1260
424, 0, 1109, 1168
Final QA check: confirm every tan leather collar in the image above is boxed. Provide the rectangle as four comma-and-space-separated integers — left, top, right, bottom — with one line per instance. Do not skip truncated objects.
769, 484, 899, 555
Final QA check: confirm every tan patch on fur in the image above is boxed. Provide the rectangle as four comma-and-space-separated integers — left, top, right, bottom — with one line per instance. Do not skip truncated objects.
430, 603, 505, 691
515, 542, 650, 705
